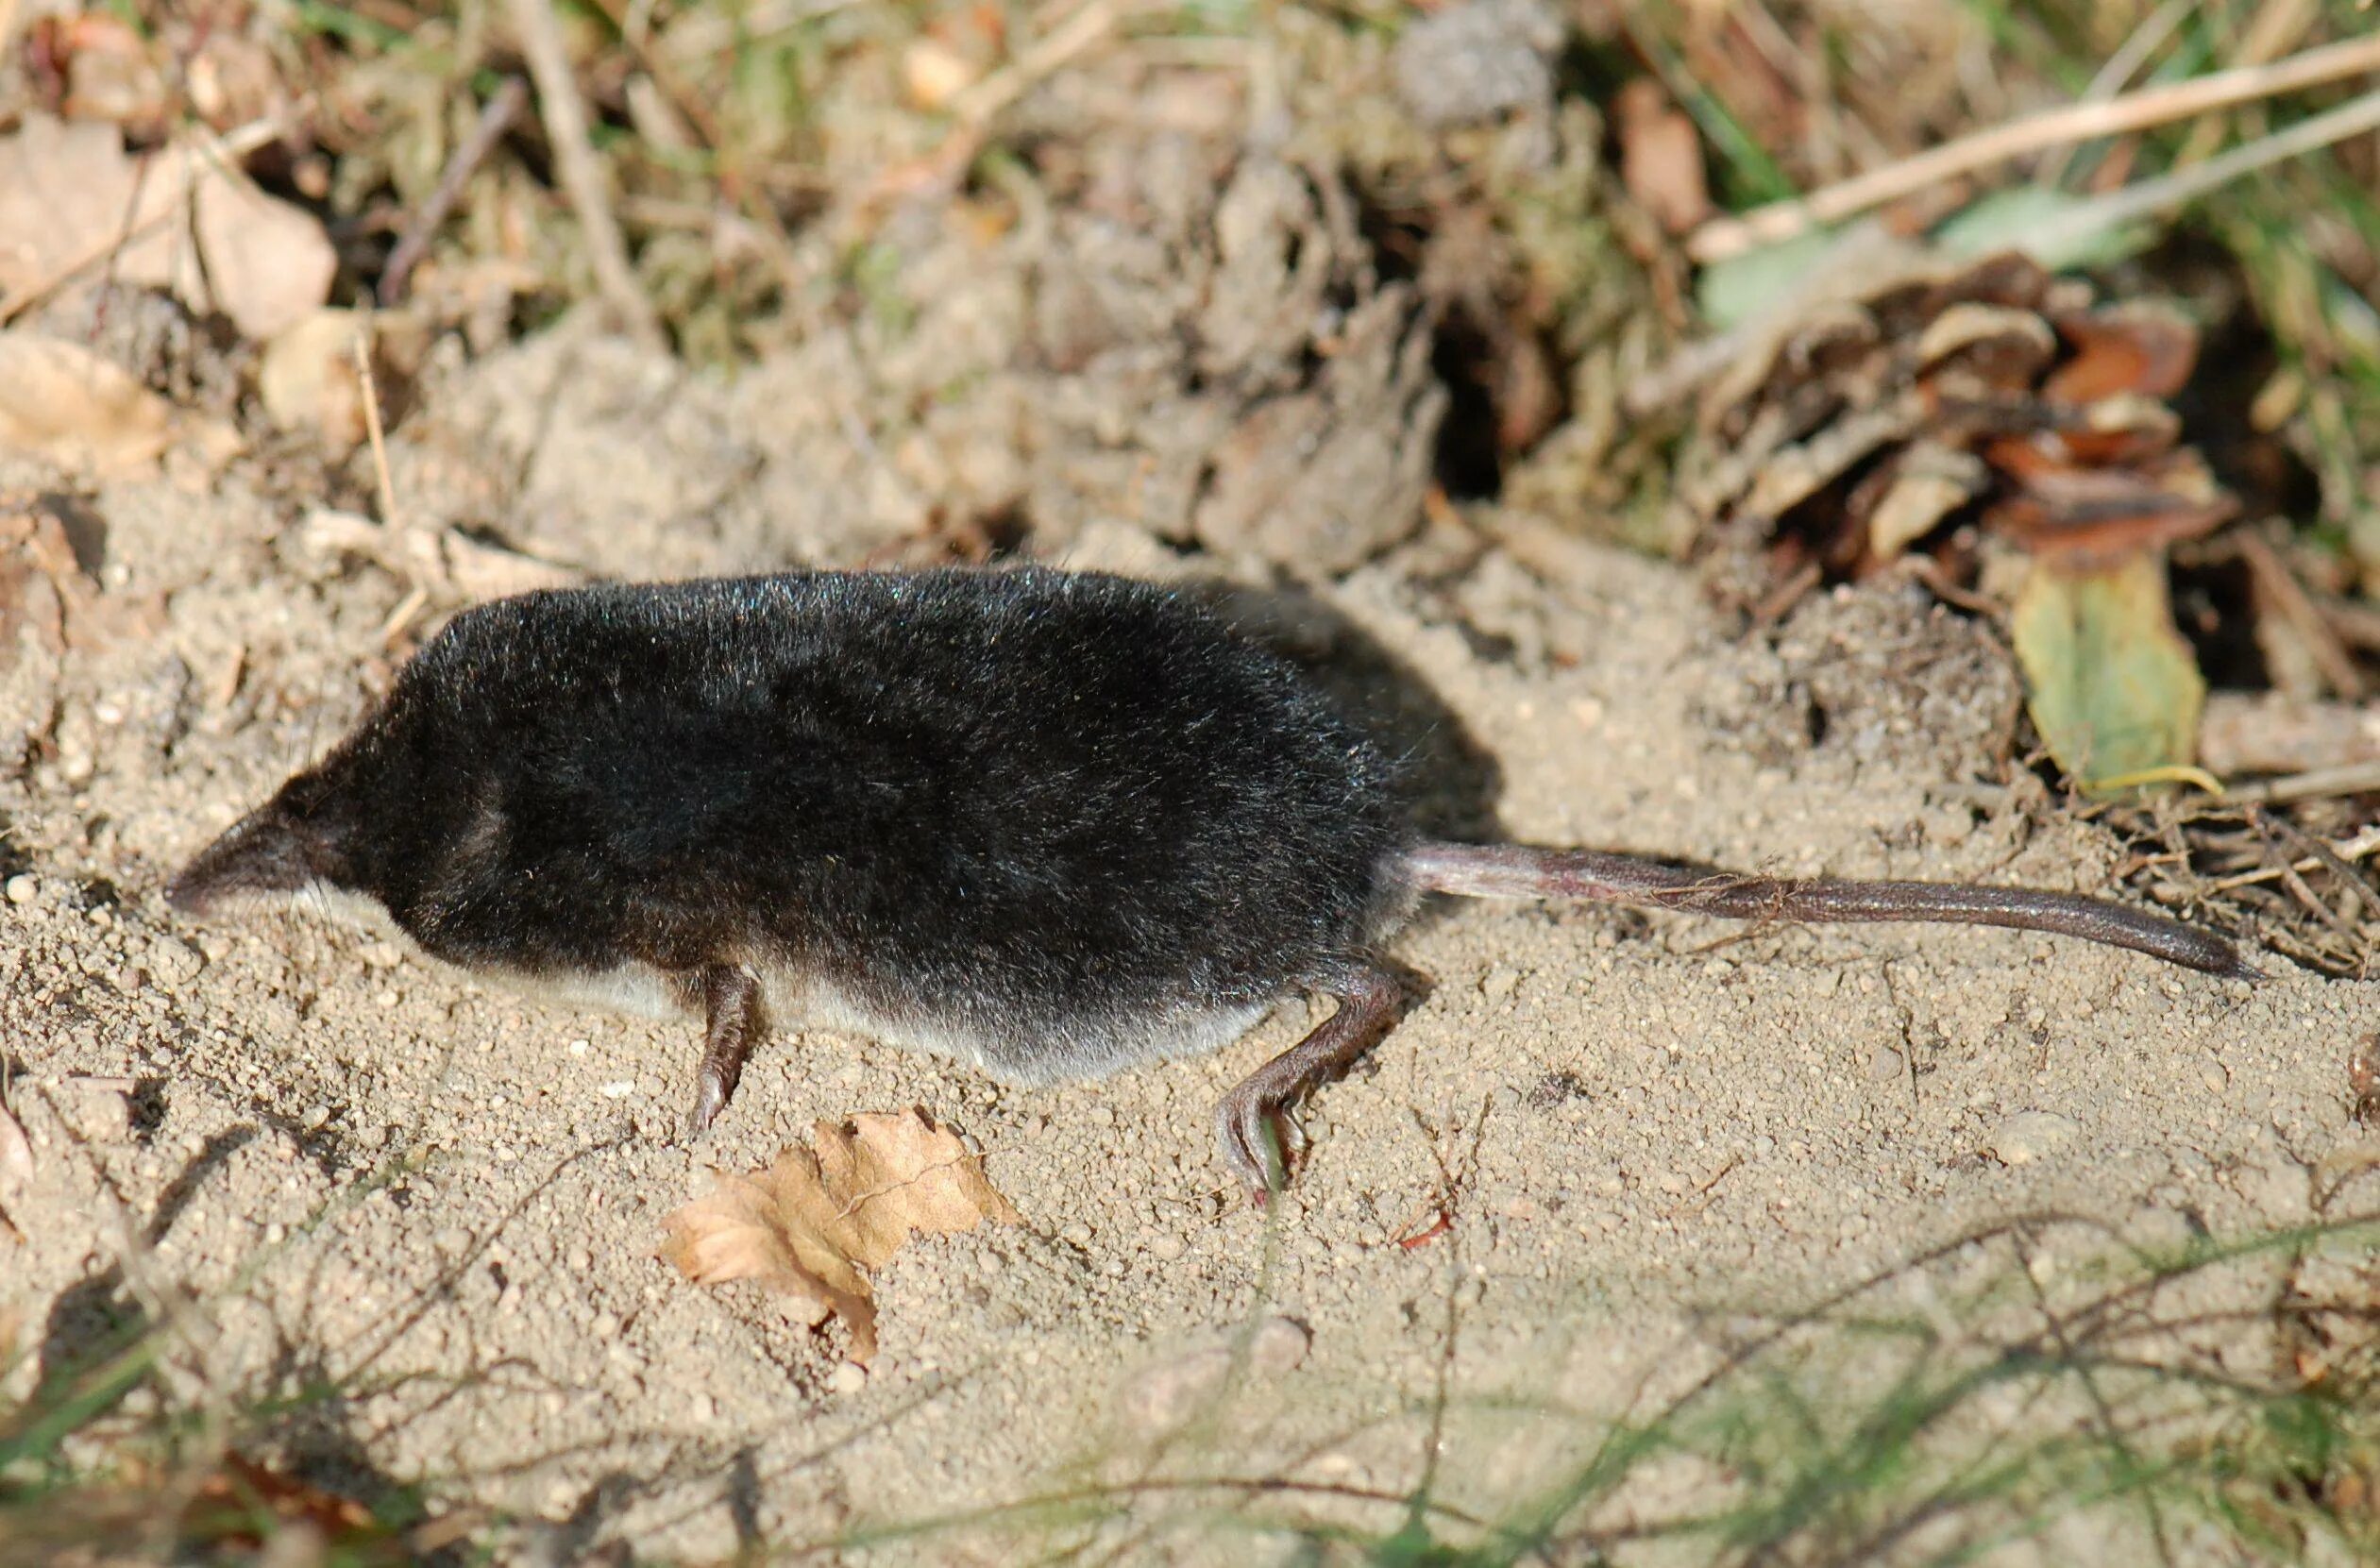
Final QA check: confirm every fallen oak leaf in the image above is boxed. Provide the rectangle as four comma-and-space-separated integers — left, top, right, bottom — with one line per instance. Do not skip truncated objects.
0, 333, 239, 476
662, 1154, 879, 1360
661, 1108, 1018, 1364
808, 1111, 1022, 1264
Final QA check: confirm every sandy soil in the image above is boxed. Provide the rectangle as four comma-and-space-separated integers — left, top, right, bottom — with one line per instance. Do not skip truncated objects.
3, 311, 2371, 1565
2, 70, 2374, 1549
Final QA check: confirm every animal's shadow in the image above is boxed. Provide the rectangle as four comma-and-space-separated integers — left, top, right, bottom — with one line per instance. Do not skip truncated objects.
1181, 579, 1504, 849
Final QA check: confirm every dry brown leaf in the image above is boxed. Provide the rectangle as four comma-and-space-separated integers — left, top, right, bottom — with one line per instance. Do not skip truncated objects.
261, 311, 371, 450
1614, 79, 1713, 236
0, 113, 331, 341
2045, 305, 2199, 403
1858, 443, 1988, 562
1914, 302, 2056, 393
0, 334, 238, 476
1983, 448, 2235, 565
0, 335, 182, 475
660, 1109, 1019, 1364
0, 114, 186, 305
1686, 248, 2231, 593
177, 1453, 413, 1565
189, 151, 338, 340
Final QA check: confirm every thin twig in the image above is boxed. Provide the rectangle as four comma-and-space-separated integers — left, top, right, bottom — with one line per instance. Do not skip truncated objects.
2036, 0, 2194, 189
2204, 825, 2380, 894
2270, 815, 2380, 931
2230, 528, 2372, 700
1687, 33, 2380, 261
950, 0, 1120, 125
379, 76, 529, 308
506, 0, 665, 350
352, 326, 397, 529
2247, 809, 2361, 954
2016, 85, 2380, 260
2225, 762, 2380, 806
2173, 0, 2321, 168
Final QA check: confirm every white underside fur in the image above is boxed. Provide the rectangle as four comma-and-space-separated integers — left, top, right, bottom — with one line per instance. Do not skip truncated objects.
275, 882, 1273, 1084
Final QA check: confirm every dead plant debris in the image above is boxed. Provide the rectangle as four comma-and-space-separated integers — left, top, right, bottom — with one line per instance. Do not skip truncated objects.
661, 1109, 1021, 1366
1680, 248, 2240, 788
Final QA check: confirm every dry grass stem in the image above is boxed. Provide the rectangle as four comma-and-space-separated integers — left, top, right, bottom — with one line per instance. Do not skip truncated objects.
1689, 33, 2380, 260
506, 0, 665, 350
379, 76, 530, 309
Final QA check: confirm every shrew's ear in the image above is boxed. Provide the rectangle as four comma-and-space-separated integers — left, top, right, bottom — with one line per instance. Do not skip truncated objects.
168, 799, 319, 915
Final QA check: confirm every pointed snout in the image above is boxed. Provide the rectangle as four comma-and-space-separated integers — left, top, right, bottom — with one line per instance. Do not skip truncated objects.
167, 805, 312, 918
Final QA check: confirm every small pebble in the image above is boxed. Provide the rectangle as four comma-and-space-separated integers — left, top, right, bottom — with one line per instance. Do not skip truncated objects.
1869, 1046, 1904, 1081
1985, 1109, 2080, 1167
1146, 1233, 1187, 1263
1249, 1315, 1309, 1374
1122, 1347, 1231, 1436
4, 874, 35, 905
829, 1362, 869, 1395
144, 935, 205, 986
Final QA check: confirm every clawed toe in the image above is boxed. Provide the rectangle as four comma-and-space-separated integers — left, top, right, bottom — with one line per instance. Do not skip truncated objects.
1212, 969, 1404, 1203
687, 1070, 729, 1137
1217, 1091, 1306, 1201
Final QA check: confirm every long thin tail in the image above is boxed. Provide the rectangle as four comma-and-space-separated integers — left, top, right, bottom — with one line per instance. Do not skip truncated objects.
1401, 843, 2259, 980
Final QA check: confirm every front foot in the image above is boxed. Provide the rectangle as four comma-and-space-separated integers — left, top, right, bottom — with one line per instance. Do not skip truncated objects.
684, 963, 760, 1138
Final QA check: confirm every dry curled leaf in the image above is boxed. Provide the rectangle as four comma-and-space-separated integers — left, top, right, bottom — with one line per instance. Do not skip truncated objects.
1685, 249, 2233, 579
661, 1109, 1020, 1364
0, 334, 178, 474
0, 113, 332, 342
0, 334, 239, 477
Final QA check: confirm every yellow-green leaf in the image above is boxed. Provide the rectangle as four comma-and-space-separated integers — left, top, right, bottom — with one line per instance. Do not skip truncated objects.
2009, 554, 2204, 793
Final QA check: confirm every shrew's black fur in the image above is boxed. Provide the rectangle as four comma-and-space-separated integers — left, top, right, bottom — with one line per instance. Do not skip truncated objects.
172, 565, 2254, 1190
172, 569, 1413, 1079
